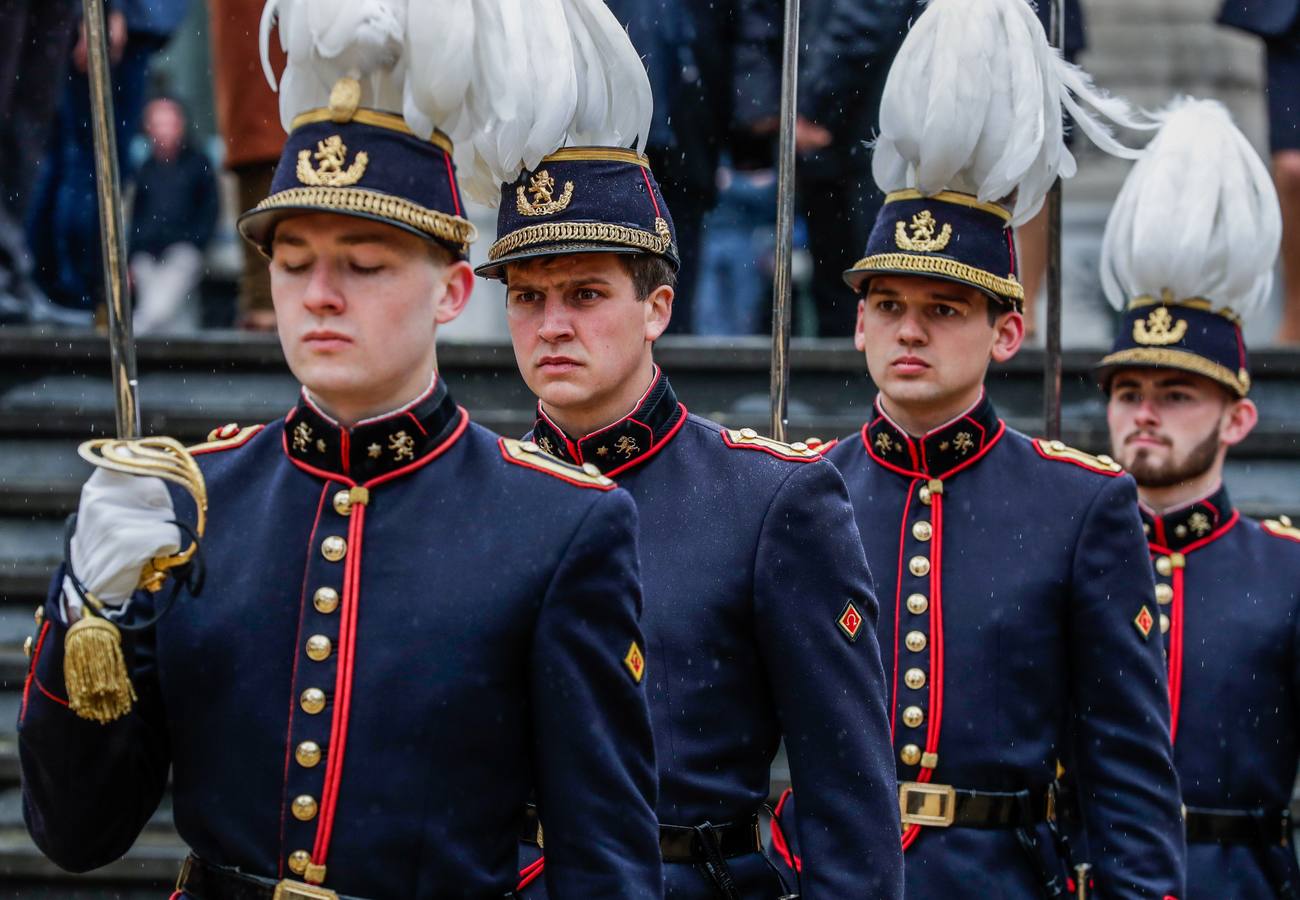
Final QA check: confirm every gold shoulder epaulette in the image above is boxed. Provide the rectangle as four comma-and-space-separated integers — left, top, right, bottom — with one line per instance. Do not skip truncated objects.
1262, 516, 1300, 544
499, 437, 615, 490
721, 427, 821, 462
189, 423, 264, 456
1032, 438, 1123, 476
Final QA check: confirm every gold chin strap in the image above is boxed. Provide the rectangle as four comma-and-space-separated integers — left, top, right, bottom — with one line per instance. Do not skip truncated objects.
64, 437, 207, 724
78, 437, 207, 592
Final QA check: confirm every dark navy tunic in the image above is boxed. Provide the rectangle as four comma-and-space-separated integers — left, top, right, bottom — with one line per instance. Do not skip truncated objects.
774, 394, 1185, 899
19, 377, 662, 899
522, 369, 903, 899
1142, 487, 1300, 898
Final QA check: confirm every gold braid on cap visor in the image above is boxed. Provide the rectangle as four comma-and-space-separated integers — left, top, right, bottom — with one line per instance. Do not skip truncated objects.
488, 218, 673, 261
1098, 347, 1250, 396
847, 252, 1026, 304
250, 187, 477, 254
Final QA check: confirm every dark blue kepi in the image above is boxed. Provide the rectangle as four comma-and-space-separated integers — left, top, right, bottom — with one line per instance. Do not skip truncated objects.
238, 89, 477, 259
475, 147, 678, 280
1096, 293, 1252, 397
844, 189, 1026, 309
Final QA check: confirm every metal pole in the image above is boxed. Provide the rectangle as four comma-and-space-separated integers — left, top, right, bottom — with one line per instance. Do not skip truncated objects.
1042, 0, 1064, 441
82, 0, 140, 439
768, 0, 800, 441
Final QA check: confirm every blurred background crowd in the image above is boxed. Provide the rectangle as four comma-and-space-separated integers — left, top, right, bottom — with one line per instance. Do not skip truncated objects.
0, 0, 1297, 346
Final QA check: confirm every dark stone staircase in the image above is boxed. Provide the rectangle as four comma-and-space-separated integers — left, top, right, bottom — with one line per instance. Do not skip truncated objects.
2, 327, 1298, 893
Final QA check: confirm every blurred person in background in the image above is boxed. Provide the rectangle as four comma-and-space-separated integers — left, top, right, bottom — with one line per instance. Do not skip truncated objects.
0, 0, 80, 325
208, 0, 285, 332
607, 0, 778, 335
693, 164, 777, 335
129, 96, 218, 335
1219, 0, 1300, 343
26, 0, 189, 318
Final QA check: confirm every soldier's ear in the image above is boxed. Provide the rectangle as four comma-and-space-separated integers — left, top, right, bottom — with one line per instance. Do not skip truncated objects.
434, 259, 476, 326
643, 284, 673, 342
853, 297, 867, 352
1220, 397, 1258, 447
988, 302, 1024, 364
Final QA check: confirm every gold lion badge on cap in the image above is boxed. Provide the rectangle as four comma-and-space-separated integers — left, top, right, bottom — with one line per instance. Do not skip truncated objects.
516, 169, 575, 216
297, 135, 368, 187
895, 210, 952, 253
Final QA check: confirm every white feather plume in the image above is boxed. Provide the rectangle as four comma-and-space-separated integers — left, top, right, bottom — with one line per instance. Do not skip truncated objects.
260, 0, 409, 134
258, 0, 653, 206
873, 0, 1152, 226
1100, 97, 1280, 318
412, 0, 653, 206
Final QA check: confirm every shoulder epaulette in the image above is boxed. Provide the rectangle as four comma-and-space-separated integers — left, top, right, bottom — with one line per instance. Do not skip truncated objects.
804, 436, 839, 453
721, 427, 821, 462
1031, 438, 1123, 476
1262, 516, 1300, 544
499, 437, 615, 490
189, 423, 264, 456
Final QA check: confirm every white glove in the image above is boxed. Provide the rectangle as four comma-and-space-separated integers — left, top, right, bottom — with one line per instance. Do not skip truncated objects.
62, 467, 181, 620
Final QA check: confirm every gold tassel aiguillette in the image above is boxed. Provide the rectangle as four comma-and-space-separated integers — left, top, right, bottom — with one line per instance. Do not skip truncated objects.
64, 612, 137, 724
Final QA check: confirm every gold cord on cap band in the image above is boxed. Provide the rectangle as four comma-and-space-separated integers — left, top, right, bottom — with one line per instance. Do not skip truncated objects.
289, 108, 454, 155
488, 217, 672, 262
247, 187, 477, 252
847, 252, 1026, 303
883, 189, 1013, 223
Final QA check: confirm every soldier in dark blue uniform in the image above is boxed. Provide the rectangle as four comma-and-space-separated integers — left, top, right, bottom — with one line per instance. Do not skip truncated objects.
1097, 98, 1300, 899
17, 14, 663, 898
770, 0, 1187, 896
477, 147, 902, 898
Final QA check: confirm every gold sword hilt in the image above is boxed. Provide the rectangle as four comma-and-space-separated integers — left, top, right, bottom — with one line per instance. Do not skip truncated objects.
77, 437, 207, 594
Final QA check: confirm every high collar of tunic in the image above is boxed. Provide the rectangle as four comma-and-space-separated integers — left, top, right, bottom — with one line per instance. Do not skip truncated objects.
282, 376, 465, 482
530, 366, 687, 477
863, 391, 1004, 479
1141, 483, 1236, 552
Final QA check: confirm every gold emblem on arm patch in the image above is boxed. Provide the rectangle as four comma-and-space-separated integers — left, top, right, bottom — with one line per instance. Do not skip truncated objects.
1133, 306, 1189, 346
624, 641, 645, 683
895, 210, 953, 253
517, 169, 575, 216
297, 135, 369, 187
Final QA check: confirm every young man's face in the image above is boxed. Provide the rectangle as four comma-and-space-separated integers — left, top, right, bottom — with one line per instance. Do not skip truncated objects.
1106, 368, 1257, 489
855, 275, 1023, 423
270, 213, 473, 422
505, 253, 671, 427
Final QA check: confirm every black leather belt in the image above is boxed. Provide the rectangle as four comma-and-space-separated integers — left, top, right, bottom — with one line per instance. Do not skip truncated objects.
1185, 806, 1291, 847
899, 781, 1054, 829
177, 854, 366, 900
519, 806, 761, 863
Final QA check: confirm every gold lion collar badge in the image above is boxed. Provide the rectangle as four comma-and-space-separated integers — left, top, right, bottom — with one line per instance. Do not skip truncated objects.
297, 135, 368, 187
517, 169, 575, 216
895, 210, 952, 253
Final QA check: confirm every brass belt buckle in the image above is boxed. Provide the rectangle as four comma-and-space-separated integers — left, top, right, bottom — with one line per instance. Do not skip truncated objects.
899, 781, 957, 827
272, 880, 339, 900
